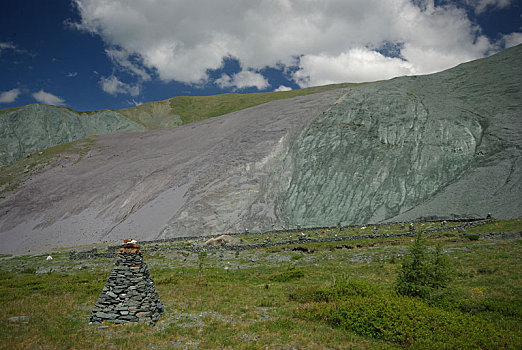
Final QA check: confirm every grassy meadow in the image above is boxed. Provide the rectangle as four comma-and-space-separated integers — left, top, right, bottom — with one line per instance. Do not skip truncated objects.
0, 219, 520, 349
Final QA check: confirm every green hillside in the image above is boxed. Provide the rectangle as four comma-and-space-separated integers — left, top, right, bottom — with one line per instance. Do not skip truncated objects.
118, 83, 354, 129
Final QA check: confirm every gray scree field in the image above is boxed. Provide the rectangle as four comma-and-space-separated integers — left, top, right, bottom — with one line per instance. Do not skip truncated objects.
0, 45, 520, 255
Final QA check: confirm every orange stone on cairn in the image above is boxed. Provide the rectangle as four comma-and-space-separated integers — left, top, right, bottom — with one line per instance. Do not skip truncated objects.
117, 238, 141, 254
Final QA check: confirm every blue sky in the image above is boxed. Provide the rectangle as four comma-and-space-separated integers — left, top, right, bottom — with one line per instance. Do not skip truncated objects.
0, 0, 521, 111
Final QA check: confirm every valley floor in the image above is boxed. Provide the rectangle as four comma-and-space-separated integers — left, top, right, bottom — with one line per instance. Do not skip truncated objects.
0, 219, 520, 349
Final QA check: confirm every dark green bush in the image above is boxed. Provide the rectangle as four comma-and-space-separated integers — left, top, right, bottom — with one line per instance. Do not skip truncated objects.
290, 278, 376, 303
464, 234, 480, 241
291, 253, 304, 261
477, 266, 497, 274
21, 267, 37, 274
458, 298, 522, 318
269, 267, 305, 282
297, 292, 515, 349
294, 280, 518, 349
395, 232, 452, 299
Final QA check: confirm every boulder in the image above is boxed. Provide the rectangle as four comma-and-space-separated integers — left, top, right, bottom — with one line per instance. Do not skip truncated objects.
204, 235, 235, 246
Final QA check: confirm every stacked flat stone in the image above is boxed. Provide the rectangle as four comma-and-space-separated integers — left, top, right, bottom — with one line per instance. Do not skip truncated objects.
89, 241, 164, 325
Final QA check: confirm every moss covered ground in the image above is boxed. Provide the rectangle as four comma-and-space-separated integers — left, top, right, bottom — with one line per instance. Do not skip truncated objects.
0, 219, 520, 349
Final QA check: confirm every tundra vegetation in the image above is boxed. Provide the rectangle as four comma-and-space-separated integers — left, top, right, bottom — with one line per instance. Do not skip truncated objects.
0, 219, 520, 349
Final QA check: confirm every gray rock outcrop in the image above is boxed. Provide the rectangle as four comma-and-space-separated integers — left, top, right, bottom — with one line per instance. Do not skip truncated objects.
0, 104, 145, 165
276, 44, 522, 225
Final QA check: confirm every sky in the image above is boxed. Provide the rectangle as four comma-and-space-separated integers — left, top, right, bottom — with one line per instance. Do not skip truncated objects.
0, 0, 521, 112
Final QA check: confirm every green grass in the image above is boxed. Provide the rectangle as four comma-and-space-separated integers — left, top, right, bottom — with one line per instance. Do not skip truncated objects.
466, 218, 522, 234
0, 219, 520, 349
269, 267, 305, 282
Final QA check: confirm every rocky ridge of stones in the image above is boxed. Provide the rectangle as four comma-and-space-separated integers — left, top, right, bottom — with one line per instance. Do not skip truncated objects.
104, 217, 488, 252
71, 219, 493, 260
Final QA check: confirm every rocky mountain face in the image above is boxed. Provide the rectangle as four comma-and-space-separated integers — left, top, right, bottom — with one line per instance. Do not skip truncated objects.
0, 45, 520, 255
0, 105, 145, 165
277, 45, 522, 225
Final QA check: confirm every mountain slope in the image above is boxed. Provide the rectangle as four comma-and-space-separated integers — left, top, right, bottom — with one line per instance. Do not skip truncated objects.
117, 83, 352, 128
0, 84, 351, 166
0, 45, 520, 255
0, 91, 342, 254
0, 105, 145, 166
276, 44, 522, 225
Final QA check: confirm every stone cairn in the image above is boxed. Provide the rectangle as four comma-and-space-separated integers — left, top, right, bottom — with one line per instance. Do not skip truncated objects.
89, 239, 164, 325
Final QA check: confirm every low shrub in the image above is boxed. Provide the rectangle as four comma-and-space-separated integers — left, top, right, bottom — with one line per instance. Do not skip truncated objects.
477, 266, 497, 274
294, 280, 518, 349
464, 234, 480, 241
291, 254, 304, 261
21, 267, 36, 274
269, 267, 305, 282
155, 275, 179, 285
290, 278, 376, 303
458, 298, 522, 319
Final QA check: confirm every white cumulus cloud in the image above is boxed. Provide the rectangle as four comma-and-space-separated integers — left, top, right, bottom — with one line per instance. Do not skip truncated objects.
503, 32, 522, 48
216, 70, 269, 90
32, 90, 65, 106
129, 99, 143, 106
72, 0, 517, 88
293, 48, 415, 87
100, 75, 140, 96
106, 48, 151, 81
0, 88, 21, 103
274, 85, 292, 92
